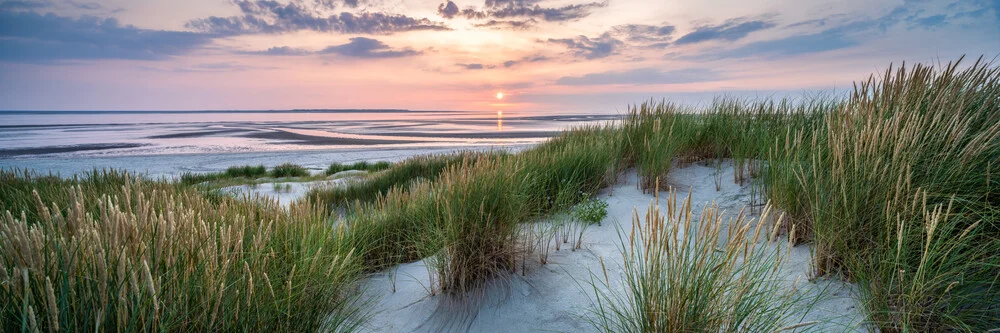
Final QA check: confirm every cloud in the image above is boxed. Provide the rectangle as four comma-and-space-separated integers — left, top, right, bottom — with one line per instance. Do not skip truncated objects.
314, 0, 365, 9
438, 0, 607, 22
187, 0, 448, 35
674, 18, 775, 45
0, 10, 212, 63
67, 1, 101, 10
548, 33, 622, 59
457, 63, 496, 70
319, 37, 421, 58
474, 18, 536, 29
556, 68, 720, 85
438, 0, 459, 19
0, 0, 48, 10
713, 1, 983, 59
544, 23, 675, 60
611, 24, 676, 43
238, 38, 420, 58
240, 46, 312, 56
502, 54, 548, 67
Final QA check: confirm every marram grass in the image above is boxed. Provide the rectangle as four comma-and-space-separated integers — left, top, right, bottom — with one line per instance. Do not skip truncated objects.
587, 189, 812, 332
0, 171, 366, 332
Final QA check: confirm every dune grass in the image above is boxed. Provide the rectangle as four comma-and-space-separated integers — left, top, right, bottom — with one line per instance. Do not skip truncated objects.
0, 170, 366, 332
796, 58, 1000, 331
309, 152, 495, 209
325, 161, 393, 176
622, 57, 999, 331
180, 163, 312, 186
588, 190, 809, 332
269, 163, 310, 178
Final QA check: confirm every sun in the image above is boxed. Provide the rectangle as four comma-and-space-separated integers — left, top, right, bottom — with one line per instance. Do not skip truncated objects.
496, 92, 504, 100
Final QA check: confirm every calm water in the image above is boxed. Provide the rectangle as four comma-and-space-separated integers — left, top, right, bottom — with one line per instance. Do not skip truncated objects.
0, 110, 617, 177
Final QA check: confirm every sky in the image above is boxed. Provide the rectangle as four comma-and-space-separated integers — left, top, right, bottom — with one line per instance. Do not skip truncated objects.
0, 0, 998, 113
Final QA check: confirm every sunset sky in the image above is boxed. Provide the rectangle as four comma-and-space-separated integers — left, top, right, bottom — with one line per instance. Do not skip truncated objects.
1, 0, 998, 112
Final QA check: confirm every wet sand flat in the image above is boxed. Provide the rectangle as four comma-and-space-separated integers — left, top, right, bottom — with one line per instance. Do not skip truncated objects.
0, 143, 148, 157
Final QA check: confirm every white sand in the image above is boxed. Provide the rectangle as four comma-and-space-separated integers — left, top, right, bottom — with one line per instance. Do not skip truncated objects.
358, 159, 866, 332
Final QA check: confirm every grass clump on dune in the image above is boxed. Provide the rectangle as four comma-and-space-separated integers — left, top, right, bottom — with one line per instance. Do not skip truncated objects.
0, 170, 366, 332
227, 164, 268, 178
180, 164, 294, 185
426, 158, 525, 295
588, 190, 809, 332
310, 152, 499, 208
269, 163, 310, 178
325, 161, 393, 176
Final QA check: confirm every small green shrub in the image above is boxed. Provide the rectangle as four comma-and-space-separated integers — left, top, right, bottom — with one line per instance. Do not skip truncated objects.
572, 196, 609, 226
269, 163, 309, 178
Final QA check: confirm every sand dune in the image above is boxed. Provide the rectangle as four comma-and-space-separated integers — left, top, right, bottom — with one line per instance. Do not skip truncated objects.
357, 160, 865, 332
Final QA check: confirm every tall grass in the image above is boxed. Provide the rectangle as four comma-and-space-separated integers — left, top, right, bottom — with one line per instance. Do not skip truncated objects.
0, 170, 366, 332
797, 58, 1000, 331
310, 152, 495, 208
582, 56, 999, 331
325, 161, 393, 176
588, 189, 809, 332
180, 164, 268, 185
269, 163, 310, 178
227, 164, 268, 178
620, 101, 687, 191
426, 158, 524, 295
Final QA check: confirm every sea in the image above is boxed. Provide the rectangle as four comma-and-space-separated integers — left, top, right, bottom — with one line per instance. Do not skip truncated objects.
0, 110, 618, 178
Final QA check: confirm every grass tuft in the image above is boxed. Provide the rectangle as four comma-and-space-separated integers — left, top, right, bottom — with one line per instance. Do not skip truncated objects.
587, 190, 809, 332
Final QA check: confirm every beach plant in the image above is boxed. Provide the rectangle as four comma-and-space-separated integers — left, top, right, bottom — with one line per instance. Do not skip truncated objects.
269, 163, 310, 178
0, 170, 367, 332
572, 195, 609, 226
587, 189, 812, 332
227, 164, 268, 178
310, 152, 496, 208
325, 161, 393, 176
793, 57, 1000, 331
426, 157, 524, 295
179, 164, 269, 185
568, 196, 609, 250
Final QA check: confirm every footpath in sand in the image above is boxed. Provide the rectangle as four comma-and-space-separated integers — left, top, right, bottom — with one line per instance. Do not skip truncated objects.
358, 159, 867, 333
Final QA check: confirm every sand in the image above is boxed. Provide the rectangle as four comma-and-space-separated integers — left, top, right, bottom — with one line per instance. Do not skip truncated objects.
355, 160, 867, 332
